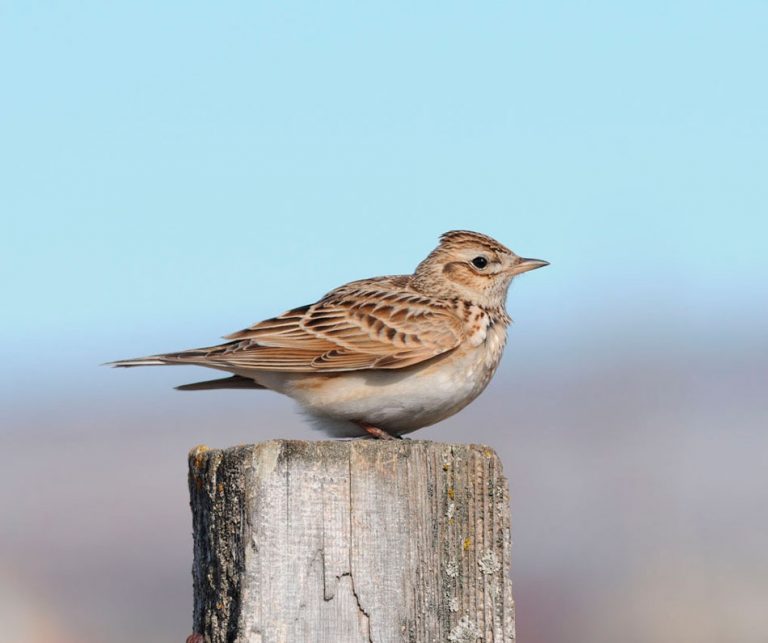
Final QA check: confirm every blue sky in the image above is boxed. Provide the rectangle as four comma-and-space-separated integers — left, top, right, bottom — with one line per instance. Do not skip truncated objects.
2, 1, 766, 397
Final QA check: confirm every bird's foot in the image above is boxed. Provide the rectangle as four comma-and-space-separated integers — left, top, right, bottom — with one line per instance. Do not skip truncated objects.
186, 634, 203, 643
356, 421, 401, 440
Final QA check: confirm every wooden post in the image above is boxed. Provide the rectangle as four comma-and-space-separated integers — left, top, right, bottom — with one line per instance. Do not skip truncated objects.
188, 440, 514, 643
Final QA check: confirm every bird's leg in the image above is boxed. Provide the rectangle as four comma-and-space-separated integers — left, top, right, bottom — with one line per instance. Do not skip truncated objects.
186, 634, 203, 643
356, 421, 401, 440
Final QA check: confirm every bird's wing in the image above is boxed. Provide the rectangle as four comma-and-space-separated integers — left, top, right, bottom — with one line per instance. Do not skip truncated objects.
129, 282, 465, 373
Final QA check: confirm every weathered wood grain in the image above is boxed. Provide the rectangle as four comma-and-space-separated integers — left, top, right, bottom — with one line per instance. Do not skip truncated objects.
189, 440, 514, 643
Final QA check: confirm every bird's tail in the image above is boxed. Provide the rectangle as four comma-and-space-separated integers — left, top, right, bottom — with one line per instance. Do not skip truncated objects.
175, 375, 266, 391
107, 356, 174, 367
106, 346, 222, 368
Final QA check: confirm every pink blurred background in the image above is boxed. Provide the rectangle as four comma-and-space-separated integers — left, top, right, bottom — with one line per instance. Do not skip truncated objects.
3, 323, 766, 642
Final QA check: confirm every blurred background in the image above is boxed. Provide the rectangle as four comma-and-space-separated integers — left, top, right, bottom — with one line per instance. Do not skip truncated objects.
2, 2, 766, 642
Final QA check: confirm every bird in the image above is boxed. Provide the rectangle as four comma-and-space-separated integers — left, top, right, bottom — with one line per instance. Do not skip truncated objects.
110, 230, 548, 439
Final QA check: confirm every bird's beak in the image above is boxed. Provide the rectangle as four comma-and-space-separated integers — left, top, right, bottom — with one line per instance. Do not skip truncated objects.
507, 257, 549, 276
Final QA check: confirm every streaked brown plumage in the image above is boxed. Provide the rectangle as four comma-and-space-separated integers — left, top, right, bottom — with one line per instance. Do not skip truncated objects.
111, 230, 548, 438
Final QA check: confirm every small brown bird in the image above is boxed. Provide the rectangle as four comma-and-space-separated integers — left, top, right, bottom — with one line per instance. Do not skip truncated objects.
111, 230, 547, 438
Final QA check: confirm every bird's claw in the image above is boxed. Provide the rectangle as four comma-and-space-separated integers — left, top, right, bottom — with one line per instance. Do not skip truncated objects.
356, 421, 401, 440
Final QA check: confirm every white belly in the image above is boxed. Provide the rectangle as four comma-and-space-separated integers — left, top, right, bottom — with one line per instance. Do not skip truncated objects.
245, 333, 505, 436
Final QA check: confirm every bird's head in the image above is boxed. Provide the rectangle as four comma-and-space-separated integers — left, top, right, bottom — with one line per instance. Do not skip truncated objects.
412, 230, 548, 307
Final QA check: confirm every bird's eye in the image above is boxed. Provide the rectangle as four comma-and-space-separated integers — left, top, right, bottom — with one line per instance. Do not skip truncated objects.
471, 256, 488, 269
